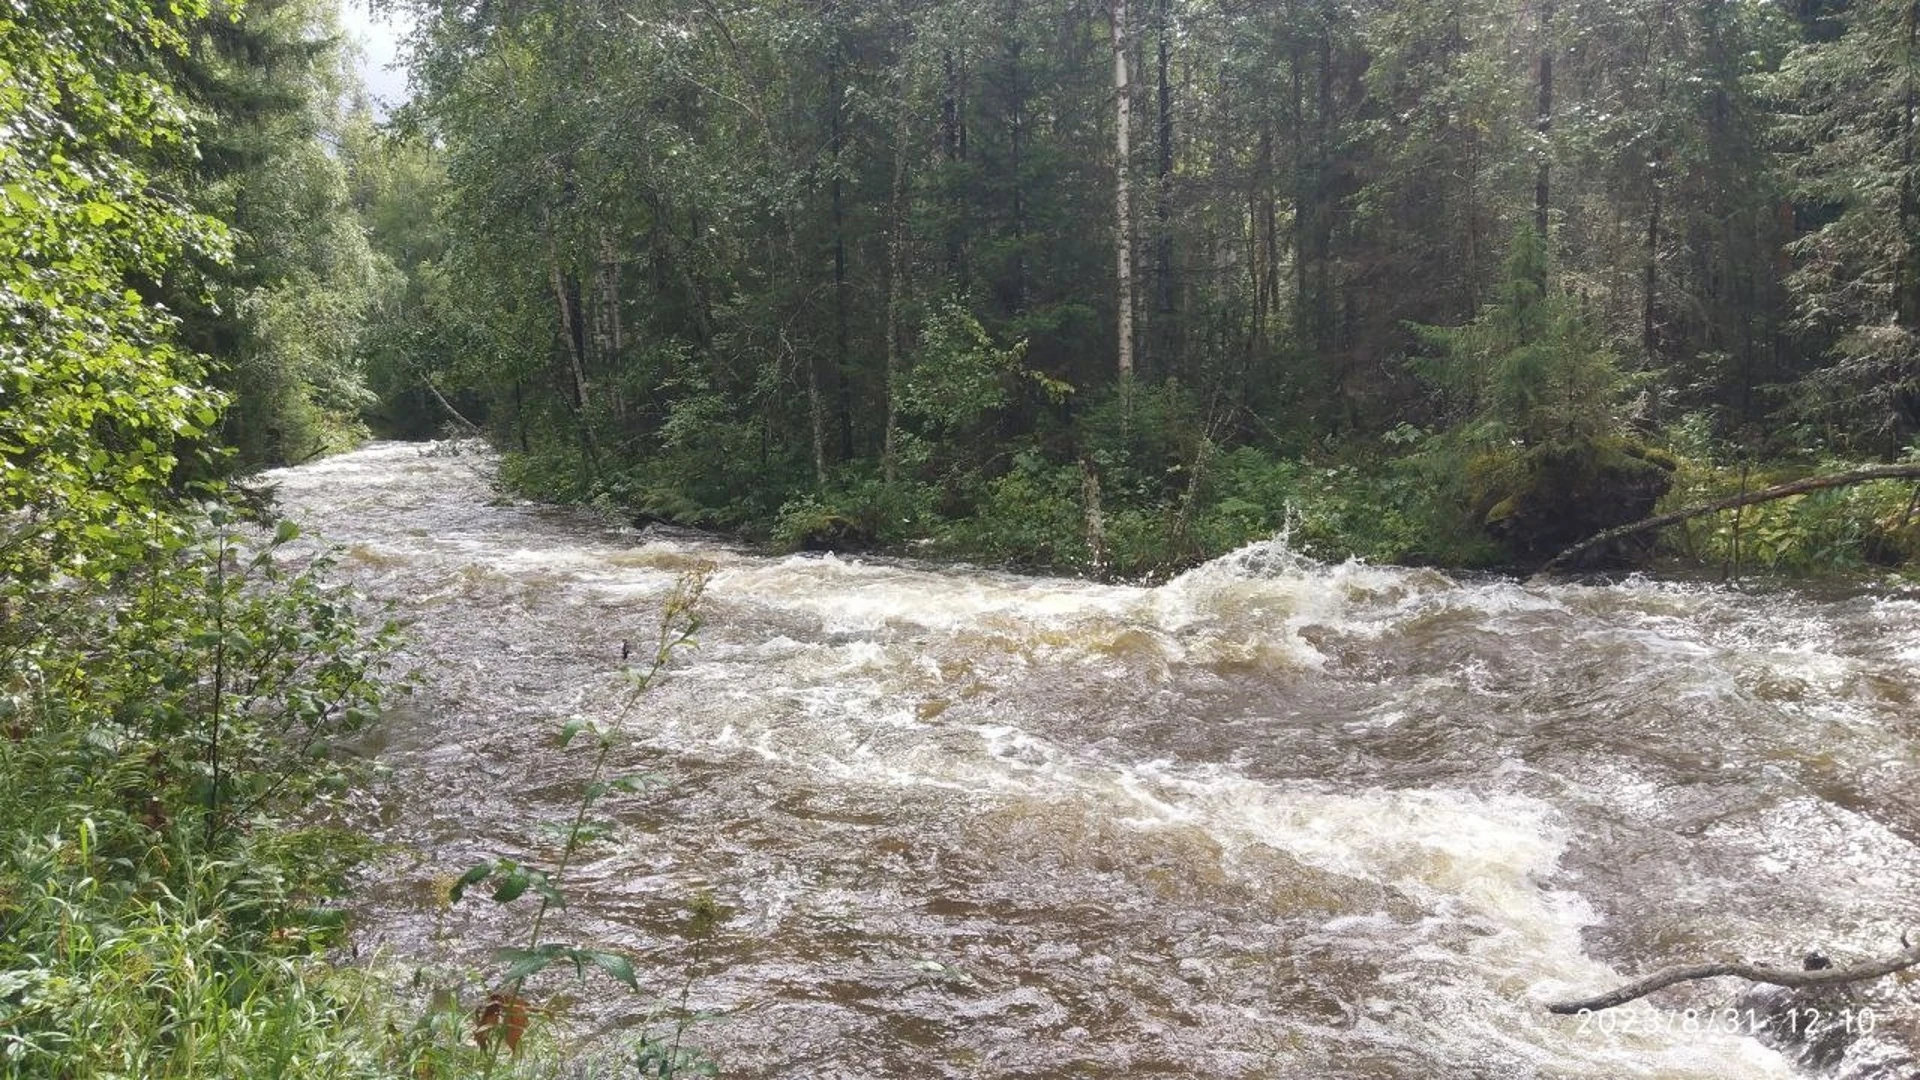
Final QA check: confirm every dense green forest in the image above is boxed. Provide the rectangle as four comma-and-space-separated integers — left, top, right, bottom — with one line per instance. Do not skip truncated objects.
369, 0, 1920, 575
20, 0, 1920, 579
0, 0, 545, 1074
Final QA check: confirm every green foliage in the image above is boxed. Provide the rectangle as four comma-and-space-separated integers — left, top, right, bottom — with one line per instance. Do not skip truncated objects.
0, 504, 401, 1078
897, 299, 1033, 432
938, 453, 1090, 569
389, 0, 1920, 574
771, 475, 935, 553
1659, 459, 1920, 575
1, 0, 228, 579
171, 0, 384, 467
1772, 0, 1920, 451
1410, 227, 1627, 447
1076, 380, 1207, 504
443, 570, 718, 1073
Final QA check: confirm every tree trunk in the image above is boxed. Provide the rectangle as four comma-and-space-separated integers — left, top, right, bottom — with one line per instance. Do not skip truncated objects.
1111, 0, 1136, 381
829, 41, 854, 461
1152, 0, 1175, 375
882, 69, 913, 485
546, 232, 590, 418
1643, 149, 1663, 367
1308, 5, 1335, 354
1899, 0, 1919, 328
1289, 8, 1308, 326
546, 235, 598, 477
596, 230, 626, 424
1534, 0, 1555, 245
1081, 457, 1109, 576
424, 377, 482, 433
942, 49, 969, 286
1007, 0, 1029, 313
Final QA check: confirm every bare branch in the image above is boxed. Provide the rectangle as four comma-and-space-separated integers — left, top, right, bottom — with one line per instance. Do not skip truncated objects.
1532, 463, 1920, 578
1546, 940, 1920, 1015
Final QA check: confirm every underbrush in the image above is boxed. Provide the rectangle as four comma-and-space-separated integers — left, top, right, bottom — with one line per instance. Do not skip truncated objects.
1654, 458, 1920, 576
0, 498, 715, 1078
491, 381, 1920, 579
503, 432, 1505, 578
0, 503, 403, 1078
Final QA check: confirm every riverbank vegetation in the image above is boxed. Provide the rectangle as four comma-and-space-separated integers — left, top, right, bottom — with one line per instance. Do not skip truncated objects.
0, 0, 688, 1075
0, 0, 410, 1073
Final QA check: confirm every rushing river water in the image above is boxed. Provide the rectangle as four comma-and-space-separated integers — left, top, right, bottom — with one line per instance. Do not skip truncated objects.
268, 441, 1920, 1079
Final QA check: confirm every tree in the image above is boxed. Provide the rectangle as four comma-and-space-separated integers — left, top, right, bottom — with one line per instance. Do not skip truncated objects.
1111, 0, 1137, 380
0, 0, 226, 581
167, 0, 384, 466
1775, 0, 1920, 451
1413, 227, 1623, 447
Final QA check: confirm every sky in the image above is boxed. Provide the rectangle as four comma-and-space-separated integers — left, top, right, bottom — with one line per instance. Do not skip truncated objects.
336, 0, 413, 113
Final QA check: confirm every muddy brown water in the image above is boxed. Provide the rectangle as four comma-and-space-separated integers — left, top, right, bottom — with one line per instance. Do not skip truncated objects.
270, 441, 1920, 1079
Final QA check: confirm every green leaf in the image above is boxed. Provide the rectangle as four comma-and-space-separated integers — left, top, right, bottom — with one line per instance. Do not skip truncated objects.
450, 863, 493, 903
585, 949, 640, 991
608, 773, 668, 794
530, 872, 566, 907
492, 867, 530, 903
494, 944, 564, 982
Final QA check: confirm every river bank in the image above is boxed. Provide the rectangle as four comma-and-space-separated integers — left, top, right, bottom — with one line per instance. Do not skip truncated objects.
488, 434, 1920, 585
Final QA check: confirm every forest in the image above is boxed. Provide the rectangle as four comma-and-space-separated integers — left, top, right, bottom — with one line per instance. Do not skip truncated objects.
373, 0, 1920, 576
6, 0, 1920, 1075
16, 0, 1920, 578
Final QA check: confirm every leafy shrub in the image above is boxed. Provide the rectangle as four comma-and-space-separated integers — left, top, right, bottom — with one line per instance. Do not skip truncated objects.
771, 475, 937, 552
1075, 379, 1208, 503
939, 453, 1089, 568
1664, 464, 1920, 574
0, 506, 400, 1077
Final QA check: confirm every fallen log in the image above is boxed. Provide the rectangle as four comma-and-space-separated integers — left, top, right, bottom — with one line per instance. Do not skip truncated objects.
1545, 936, 1920, 1014
424, 376, 483, 433
1533, 463, 1920, 578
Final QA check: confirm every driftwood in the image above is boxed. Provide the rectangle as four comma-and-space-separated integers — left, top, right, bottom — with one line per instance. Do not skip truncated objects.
1546, 938, 1920, 1014
424, 377, 483, 433
1534, 463, 1920, 578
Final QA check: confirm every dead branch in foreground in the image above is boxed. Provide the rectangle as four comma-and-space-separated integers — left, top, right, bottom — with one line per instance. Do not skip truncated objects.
1546, 938, 1920, 1014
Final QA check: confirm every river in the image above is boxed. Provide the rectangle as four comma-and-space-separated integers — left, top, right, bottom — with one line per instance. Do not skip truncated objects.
268, 441, 1920, 1079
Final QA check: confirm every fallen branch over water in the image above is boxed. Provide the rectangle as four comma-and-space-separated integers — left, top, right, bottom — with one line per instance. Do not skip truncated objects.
424, 376, 483, 433
1533, 463, 1920, 578
1545, 937, 1920, 1014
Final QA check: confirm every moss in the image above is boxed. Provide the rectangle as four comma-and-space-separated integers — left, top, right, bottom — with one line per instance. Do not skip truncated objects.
1469, 437, 1675, 567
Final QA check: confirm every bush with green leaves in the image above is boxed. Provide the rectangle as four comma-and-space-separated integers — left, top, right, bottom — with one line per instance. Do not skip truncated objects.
937, 452, 1090, 569
0, 506, 401, 1078
1657, 459, 1920, 575
3, 5, 436, 1074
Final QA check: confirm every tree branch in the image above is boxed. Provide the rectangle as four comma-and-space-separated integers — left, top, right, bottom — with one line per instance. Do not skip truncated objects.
423, 376, 483, 433
1546, 939, 1920, 1014
1532, 463, 1920, 578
